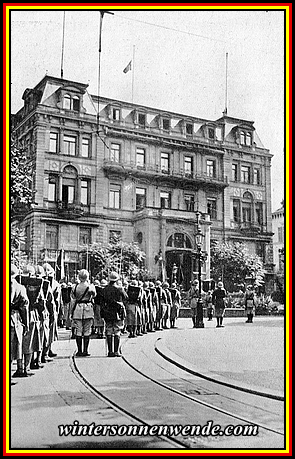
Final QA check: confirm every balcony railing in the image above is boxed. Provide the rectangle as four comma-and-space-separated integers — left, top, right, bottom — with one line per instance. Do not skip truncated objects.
57, 201, 84, 217
103, 160, 228, 187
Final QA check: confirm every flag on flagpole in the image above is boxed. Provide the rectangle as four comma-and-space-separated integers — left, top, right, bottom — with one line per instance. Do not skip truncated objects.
123, 60, 132, 74
56, 248, 65, 281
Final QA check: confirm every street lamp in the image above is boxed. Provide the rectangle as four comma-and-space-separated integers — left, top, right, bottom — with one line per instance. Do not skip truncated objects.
194, 211, 208, 328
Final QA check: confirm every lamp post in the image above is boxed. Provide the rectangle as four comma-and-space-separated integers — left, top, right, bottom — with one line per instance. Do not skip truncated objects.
194, 211, 208, 328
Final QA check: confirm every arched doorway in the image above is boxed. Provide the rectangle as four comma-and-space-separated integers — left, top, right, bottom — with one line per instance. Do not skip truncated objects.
166, 233, 193, 290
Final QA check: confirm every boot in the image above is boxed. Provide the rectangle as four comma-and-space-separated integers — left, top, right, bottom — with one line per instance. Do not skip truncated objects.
83, 336, 90, 356
245, 314, 250, 323
107, 336, 115, 357
114, 335, 121, 357
220, 317, 224, 327
75, 337, 83, 356
249, 313, 254, 323
216, 317, 220, 327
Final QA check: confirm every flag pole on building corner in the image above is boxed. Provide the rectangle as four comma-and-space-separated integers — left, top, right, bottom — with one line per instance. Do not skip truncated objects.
131, 45, 135, 104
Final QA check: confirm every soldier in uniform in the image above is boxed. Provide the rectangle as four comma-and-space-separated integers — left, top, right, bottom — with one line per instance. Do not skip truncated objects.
148, 282, 158, 332
16, 265, 44, 375
101, 272, 127, 357
204, 289, 214, 321
43, 263, 61, 357
212, 281, 227, 328
93, 279, 107, 338
244, 285, 256, 323
188, 279, 199, 328
169, 282, 181, 328
11, 265, 29, 378
126, 280, 142, 338
162, 282, 172, 329
155, 280, 164, 330
70, 269, 96, 356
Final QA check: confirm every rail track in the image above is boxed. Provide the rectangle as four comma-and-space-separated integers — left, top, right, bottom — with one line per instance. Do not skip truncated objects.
71, 333, 284, 450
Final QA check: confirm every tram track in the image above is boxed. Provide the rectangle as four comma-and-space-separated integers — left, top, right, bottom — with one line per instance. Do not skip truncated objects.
70, 335, 284, 449
120, 340, 284, 437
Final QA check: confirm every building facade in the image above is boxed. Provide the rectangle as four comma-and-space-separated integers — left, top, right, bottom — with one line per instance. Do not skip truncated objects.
12, 76, 274, 290
272, 203, 284, 274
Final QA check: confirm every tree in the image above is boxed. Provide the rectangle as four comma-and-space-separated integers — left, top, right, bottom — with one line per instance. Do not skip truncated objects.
210, 241, 266, 291
86, 237, 147, 280
10, 135, 35, 218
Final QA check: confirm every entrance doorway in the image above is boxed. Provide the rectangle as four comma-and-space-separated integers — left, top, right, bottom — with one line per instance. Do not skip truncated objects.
165, 250, 193, 291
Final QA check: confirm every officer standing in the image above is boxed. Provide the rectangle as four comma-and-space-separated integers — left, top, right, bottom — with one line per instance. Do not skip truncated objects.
212, 281, 227, 328
101, 272, 127, 357
188, 279, 199, 328
244, 285, 256, 323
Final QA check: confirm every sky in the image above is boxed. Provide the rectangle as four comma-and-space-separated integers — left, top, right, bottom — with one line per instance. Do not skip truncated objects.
9, 7, 286, 211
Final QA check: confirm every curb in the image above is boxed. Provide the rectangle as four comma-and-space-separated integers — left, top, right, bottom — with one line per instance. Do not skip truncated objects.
155, 338, 284, 401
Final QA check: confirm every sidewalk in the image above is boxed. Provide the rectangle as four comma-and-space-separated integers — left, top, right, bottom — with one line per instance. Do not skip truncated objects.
156, 316, 284, 399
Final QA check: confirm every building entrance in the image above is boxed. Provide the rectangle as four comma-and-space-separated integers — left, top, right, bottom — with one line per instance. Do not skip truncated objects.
165, 250, 193, 291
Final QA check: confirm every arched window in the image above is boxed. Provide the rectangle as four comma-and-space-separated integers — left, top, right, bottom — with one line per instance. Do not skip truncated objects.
72, 95, 80, 111
167, 233, 192, 249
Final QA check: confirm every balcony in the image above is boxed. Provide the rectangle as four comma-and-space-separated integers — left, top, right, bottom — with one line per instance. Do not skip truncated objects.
239, 221, 262, 235
57, 201, 84, 218
103, 160, 228, 189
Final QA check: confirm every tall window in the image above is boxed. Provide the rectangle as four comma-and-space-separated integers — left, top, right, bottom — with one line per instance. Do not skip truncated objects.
110, 143, 120, 162
184, 194, 194, 211
48, 175, 57, 201
240, 131, 246, 145
162, 118, 170, 131
136, 188, 146, 209
184, 156, 193, 176
207, 160, 216, 177
81, 180, 89, 205
208, 127, 215, 140
246, 132, 252, 146
278, 227, 284, 243
241, 166, 250, 183
46, 224, 58, 249
207, 198, 217, 220
63, 135, 76, 156
49, 132, 58, 153
136, 148, 145, 167
255, 203, 263, 225
242, 205, 251, 223
72, 96, 80, 111
233, 199, 240, 223
161, 152, 170, 173
109, 184, 121, 209
82, 138, 90, 158
232, 164, 238, 182
186, 123, 193, 135
254, 168, 260, 185
64, 94, 71, 110
138, 113, 146, 127
112, 108, 120, 121
160, 191, 171, 209
61, 166, 77, 207
79, 227, 91, 246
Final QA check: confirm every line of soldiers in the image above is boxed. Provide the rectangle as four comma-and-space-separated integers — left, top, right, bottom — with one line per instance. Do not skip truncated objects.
10, 263, 60, 378
66, 271, 182, 358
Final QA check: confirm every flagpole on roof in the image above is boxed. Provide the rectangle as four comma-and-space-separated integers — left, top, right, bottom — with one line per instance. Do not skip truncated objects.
132, 45, 135, 104
60, 11, 66, 79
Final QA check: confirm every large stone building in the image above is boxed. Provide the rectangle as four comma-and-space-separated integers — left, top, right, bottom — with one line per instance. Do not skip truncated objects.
272, 202, 284, 285
12, 75, 274, 290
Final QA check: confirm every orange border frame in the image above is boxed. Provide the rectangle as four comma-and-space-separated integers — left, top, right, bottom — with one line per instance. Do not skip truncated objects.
3, 3, 292, 456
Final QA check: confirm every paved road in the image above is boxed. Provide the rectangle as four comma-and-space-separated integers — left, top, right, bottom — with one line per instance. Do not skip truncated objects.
8, 317, 285, 452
